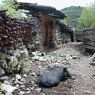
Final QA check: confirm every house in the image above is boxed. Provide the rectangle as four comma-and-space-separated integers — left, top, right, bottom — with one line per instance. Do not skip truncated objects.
17, 2, 66, 49
0, 3, 73, 52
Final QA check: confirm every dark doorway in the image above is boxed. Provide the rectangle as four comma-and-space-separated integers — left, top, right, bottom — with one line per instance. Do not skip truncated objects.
44, 21, 55, 48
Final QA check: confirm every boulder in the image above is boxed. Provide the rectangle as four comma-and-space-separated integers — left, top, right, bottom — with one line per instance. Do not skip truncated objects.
0, 59, 8, 76
38, 66, 71, 87
0, 67, 5, 76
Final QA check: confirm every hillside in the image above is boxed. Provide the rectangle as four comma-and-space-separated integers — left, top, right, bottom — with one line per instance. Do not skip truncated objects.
61, 6, 83, 19
61, 6, 84, 27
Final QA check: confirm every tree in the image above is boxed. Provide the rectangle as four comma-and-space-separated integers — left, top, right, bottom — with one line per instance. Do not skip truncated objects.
0, 0, 24, 19
78, 2, 95, 28
61, 6, 84, 28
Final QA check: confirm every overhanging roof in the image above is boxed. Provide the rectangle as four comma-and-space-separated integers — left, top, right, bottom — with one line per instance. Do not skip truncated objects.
17, 2, 66, 19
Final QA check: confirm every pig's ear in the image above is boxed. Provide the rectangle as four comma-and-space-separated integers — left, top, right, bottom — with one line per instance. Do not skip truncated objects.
63, 68, 67, 72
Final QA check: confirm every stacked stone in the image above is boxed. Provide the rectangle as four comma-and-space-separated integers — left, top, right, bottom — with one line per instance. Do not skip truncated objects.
0, 12, 32, 45
0, 10, 40, 76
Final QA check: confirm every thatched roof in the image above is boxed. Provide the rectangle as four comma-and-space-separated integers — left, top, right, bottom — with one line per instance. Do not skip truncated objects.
17, 2, 66, 19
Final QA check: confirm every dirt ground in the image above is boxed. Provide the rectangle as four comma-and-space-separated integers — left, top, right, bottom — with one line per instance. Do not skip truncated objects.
44, 42, 95, 95
13, 42, 95, 95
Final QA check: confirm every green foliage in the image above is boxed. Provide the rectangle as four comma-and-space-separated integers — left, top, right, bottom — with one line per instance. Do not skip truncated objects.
61, 6, 84, 27
78, 3, 95, 28
61, 6, 83, 19
8, 57, 25, 73
0, 0, 23, 19
0, 90, 4, 95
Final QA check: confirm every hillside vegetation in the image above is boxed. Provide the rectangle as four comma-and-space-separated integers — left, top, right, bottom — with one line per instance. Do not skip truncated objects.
61, 6, 84, 27
78, 2, 95, 28
61, 2, 95, 29
0, 0, 24, 19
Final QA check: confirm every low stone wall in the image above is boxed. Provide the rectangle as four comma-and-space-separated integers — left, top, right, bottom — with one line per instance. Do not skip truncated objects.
55, 29, 71, 45
0, 42, 29, 76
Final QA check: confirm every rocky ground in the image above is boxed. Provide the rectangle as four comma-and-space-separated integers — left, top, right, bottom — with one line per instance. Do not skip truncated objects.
1, 42, 95, 95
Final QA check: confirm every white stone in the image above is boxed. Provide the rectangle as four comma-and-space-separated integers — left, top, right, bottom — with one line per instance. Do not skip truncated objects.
18, 91, 25, 95
53, 52, 56, 54
38, 66, 42, 69
20, 78, 26, 82
59, 54, 65, 57
0, 76, 9, 81
57, 60, 61, 63
72, 55, 78, 59
62, 61, 68, 64
32, 56, 39, 61
30, 87, 35, 90
32, 51, 41, 56
25, 88, 31, 94
31, 52, 37, 56
41, 93, 46, 95
31, 81, 35, 85
39, 57, 46, 62
4, 81, 10, 85
29, 60, 33, 64
16, 74, 21, 80
83, 90, 91, 94
65, 54, 72, 60
1, 83, 17, 94
54, 63, 60, 66
16, 84, 20, 88
0, 67, 5, 76
20, 85, 25, 88
82, 75, 86, 77
35, 88, 42, 92
26, 90, 31, 94
31, 72, 36, 76
23, 74, 27, 78
14, 80, 23, 85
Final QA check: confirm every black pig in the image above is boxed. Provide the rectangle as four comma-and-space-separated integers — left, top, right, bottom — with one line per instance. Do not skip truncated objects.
38, 66, 71, 87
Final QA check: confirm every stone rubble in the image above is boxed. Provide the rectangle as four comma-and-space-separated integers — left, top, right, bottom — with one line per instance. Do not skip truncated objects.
15, 74, 22, 80
0, 43, 83, 95
1, 83, 17, 95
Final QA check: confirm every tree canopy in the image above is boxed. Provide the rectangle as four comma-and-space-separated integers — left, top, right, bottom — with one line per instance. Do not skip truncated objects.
0, 0, 24, 19
78, 2, 95, 28
61, 6, 84, 27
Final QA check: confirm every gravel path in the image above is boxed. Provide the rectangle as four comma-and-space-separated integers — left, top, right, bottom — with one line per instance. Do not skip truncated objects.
12, 42, 95, 95
45, 42, 95, 95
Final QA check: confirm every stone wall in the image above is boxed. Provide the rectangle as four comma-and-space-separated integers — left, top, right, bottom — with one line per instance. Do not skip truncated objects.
55, 25, 71, 45
0, 42, 29, 76
0, 11, 41, 76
